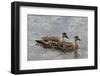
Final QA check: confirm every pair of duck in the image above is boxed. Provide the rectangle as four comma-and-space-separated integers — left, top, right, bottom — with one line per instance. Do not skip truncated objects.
35, 33, 81, 55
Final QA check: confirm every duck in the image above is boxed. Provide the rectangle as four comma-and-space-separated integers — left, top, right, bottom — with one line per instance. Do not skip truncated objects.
35, 36, 59, 48
36, 35, 80, 50
35, 35, 80, 58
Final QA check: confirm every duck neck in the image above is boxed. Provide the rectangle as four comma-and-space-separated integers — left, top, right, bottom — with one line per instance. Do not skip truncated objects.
75, 39, 79, 45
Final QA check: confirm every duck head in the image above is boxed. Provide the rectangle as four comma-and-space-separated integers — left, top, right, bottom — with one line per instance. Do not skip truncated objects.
62, 32, 69, 39
74, 36, 81, 41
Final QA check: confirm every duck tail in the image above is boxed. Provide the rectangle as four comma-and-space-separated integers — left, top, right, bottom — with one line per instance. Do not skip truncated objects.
35, 40, 46, 44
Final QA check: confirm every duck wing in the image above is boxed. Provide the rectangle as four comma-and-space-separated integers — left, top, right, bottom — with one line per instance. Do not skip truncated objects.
41, 36, 59, 42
